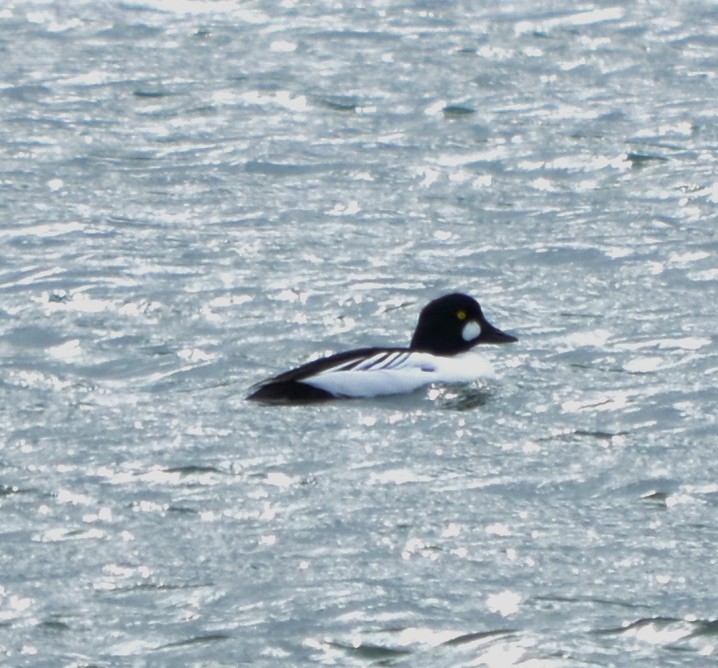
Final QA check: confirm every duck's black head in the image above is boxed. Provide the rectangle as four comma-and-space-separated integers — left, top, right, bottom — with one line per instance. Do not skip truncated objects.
409, 293, 517, 355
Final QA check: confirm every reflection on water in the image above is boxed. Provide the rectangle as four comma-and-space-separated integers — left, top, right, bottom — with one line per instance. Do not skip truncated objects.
1, 0, 716, 665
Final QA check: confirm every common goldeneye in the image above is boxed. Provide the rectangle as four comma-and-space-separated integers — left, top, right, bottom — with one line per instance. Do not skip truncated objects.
247, 293, 517, 403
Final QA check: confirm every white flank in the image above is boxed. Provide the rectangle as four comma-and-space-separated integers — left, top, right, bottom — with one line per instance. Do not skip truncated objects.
303, 351, 495, 398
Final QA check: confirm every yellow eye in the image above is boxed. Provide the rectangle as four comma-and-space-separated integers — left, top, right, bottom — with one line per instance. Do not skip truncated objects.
456, 310, 467, 321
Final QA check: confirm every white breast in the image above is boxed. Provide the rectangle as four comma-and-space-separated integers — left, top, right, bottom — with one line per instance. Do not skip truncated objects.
303, 351, 495, 398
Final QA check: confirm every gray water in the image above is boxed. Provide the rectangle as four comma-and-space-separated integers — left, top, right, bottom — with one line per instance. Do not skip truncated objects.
2, 1, 717, 666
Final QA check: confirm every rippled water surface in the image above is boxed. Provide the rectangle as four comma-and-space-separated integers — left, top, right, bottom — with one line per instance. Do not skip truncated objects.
1, 0, 717, 665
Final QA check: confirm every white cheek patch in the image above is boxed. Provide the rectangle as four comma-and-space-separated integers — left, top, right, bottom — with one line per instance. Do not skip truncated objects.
462, 320, 482, 342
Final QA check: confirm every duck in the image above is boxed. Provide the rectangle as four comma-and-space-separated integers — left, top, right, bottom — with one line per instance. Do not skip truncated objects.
247, 292, 517, 403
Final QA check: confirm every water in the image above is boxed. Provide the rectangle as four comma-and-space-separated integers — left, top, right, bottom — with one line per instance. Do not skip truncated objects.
1, 0, 717, 665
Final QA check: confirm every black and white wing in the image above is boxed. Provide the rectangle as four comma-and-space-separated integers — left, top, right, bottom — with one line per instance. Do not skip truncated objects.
248, 347, 431, 402
248, 347, 495, 403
